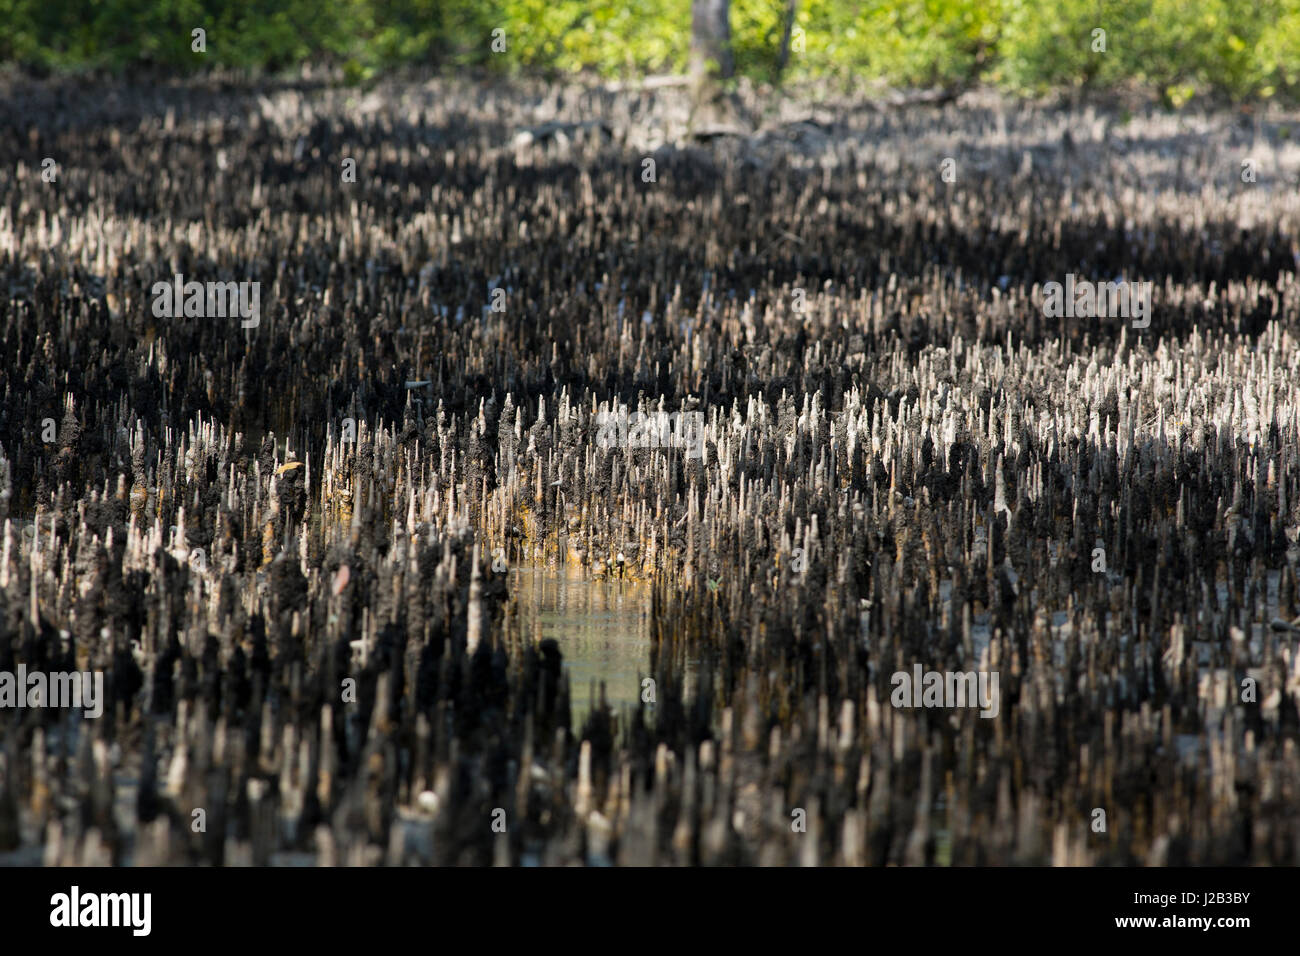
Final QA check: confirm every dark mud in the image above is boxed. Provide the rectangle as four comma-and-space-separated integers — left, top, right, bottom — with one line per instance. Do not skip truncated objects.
2, 75, 1300, 864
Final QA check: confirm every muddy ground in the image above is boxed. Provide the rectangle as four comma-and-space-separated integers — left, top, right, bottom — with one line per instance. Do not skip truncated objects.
2, 74, 1300, 865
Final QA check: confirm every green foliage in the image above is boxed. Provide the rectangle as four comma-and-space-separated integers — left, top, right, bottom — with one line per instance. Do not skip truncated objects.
1, 0, 1297, 102
794, 0, 1002, 87
729, 0, 788, 81
491, 0, 688, 76
995, 0, 1300, 101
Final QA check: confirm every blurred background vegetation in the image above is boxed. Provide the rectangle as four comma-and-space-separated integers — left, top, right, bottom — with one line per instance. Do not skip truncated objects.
2, 0, 1298, 102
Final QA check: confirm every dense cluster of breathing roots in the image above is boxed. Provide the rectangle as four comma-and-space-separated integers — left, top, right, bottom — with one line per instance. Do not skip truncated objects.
2, 73, 1300, 865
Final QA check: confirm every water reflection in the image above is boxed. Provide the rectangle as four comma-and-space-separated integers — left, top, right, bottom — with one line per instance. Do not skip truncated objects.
510, 568, 693, 726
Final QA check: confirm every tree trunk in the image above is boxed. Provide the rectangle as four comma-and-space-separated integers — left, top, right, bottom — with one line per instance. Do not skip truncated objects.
689, 0, 735, 132
690, 0, 734, 81
775, 0, 798, 83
